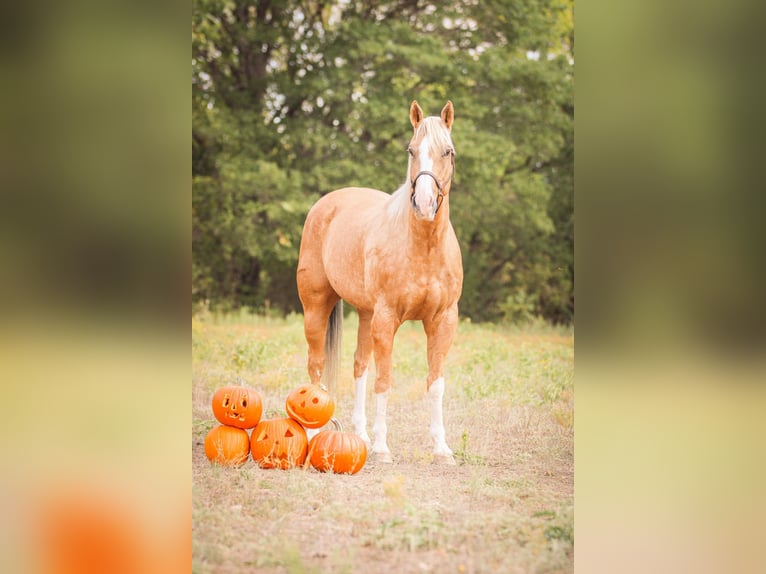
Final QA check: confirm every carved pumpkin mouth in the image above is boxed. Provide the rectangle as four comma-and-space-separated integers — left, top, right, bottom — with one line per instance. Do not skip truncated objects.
223, 397, 248, 420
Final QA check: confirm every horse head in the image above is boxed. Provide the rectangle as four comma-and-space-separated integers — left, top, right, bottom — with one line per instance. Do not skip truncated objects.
407, 101, 456, 221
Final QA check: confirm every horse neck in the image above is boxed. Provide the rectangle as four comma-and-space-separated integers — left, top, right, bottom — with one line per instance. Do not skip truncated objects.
406, 196, 452, 251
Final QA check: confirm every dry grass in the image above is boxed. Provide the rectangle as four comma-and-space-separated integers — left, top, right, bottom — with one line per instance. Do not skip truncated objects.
193, 311, 573, 573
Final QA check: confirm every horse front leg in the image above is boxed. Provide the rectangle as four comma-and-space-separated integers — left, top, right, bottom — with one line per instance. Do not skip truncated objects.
424, 306, 459, 465
352, 310, 373, 445
370, 307, 399, 463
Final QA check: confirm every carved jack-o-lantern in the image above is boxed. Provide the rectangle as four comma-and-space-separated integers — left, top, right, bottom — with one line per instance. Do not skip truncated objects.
212, 386, 263, 429
285, 384, 335, 429
250, 418, 308, 470
204, 425, 250, 466
306, 418, 367, 475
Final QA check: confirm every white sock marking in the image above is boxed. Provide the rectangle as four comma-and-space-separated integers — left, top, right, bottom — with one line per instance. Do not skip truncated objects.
372, 390, 391, 454
429, 377, 452, 456
351, 368, 370, 443
305, 426, 322, 441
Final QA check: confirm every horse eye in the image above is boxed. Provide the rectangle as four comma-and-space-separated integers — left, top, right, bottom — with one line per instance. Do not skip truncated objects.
443, 149, 452, 157
407, 147, 414, 157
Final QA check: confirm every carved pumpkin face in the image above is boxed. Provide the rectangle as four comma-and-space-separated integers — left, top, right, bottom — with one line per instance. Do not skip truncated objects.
204, 425, 250, 466
285, 384, 335, 429
307, 419, 367, 475
250, 418, 308, 470
212, 386, 263, 429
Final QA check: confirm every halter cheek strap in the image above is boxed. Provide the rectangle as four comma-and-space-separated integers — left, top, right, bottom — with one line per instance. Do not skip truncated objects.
410, 153, 455, 215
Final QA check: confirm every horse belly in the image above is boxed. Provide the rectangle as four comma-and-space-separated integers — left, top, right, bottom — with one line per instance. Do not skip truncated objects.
324, 248, 368, 309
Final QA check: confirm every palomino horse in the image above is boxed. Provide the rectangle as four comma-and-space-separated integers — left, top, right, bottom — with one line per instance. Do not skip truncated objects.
296, 101, 463, 464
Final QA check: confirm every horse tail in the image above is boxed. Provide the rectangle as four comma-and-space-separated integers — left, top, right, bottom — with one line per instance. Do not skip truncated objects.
322, 300, 343, 397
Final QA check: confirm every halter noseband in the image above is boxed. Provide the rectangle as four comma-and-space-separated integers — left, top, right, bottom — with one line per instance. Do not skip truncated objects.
410, 152, 455, 215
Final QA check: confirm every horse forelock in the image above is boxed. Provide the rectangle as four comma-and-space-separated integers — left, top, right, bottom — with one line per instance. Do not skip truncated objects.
413, 116, 453, 152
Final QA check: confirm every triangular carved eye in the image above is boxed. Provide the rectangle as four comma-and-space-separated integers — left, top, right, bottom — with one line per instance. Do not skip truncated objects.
284, 429, 294, 438
257, 432, 269, 441
299, 389, 307, 395
223, 397, 230, 407
241, 399, 247, 407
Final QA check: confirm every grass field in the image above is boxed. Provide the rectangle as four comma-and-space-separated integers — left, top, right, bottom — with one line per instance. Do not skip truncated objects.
192, 310, 574, 573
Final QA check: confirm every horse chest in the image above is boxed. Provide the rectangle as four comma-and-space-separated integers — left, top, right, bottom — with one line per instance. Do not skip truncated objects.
364, 245, 460, 318
396, 275, 451, 320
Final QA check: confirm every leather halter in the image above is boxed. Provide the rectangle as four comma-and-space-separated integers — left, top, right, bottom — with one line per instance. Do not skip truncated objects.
410, 151, 455, 216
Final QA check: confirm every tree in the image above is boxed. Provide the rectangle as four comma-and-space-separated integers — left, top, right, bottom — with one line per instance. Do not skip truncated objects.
192, 0, 574, 323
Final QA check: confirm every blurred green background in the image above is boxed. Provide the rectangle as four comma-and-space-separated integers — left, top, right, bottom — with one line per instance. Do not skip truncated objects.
0, 0, 763, 572
192, 0, 574, 325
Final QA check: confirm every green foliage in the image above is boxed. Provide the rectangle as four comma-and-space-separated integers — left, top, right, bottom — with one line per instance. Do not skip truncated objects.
192, 0, 574, 323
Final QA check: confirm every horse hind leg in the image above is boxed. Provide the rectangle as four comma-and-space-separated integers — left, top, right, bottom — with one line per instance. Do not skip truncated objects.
301, 291, 340, 384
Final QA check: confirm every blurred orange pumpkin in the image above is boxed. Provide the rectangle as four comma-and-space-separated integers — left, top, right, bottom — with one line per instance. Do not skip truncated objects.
250, 418, 308, 470
285, 384, 335, 429
212, 386, 263, 429
204, 425, 250, 466
306, 418, 367, 474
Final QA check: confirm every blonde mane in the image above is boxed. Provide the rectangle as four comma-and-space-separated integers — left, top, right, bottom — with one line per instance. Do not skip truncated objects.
386, 116, 454, 226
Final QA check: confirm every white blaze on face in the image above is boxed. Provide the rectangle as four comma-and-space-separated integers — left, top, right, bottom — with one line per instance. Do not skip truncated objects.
413, 135, 436, 218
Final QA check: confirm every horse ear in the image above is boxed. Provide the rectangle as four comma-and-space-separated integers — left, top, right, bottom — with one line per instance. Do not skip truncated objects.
441, 101, 454, 130
410, 100, 424, 130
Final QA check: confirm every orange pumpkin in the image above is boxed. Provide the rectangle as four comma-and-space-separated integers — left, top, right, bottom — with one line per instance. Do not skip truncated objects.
285, 384, 335, 429
250, 418, 308, 470
306, 418, 367, 475
212, 386, 263, 429
204, 425, 250, 466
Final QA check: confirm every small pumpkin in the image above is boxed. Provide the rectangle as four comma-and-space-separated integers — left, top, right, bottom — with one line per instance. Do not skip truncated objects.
204, 425, 250, 466
306, 418, 367, 475
285, 383, 335, 429
212, 385, 263, 429
250, 417, 308, 470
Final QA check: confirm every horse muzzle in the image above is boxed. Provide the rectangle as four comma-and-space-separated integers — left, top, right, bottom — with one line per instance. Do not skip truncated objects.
410, 171, 444, 220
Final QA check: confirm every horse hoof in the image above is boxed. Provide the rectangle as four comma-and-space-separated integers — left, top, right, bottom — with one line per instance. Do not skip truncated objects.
373, 452, 393, 464
432, 454, 457, 465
